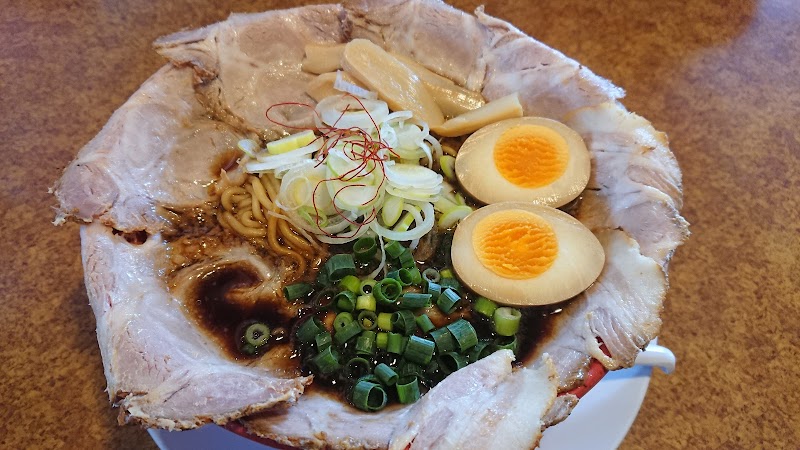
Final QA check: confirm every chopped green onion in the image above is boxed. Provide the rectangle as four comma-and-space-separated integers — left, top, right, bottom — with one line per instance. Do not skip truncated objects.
425, 281, 442, 298
333, 312, 354, 332
384, 241, 405, 259
334, 320, 363, 346
377, 312, 393, 331
315, 331, 332, 351
381, 195, 405, 227
353, 236, 378, 262
430, 327, 456, 353
396, 376, 421, 404
315, 268, 330, 288
357, 310, 378, 331
374, 363, 398, 386
439, 277, 460, 292
467, 340, 494, 363
338, 275, 361, 294
343, 357, 373, 380
398, 293, 432, 310
425, 360, 442, 383
492, 335, 518, 353
398, 249, 416, 269
355, 330, 377, 355
446, 319, 478, 352
376, 332, 389, 350
474, 296, 498, 318
439, 268, 454, 279
422, 268, 440, 283
387, 332, 406, 354
296, 317, 324, 344
397, 360, 424, 378
374, 278, 403, 306
240, 343, 256, 355
356, 373, 380, 385
436, 288, 461, 314
493, 307, 521, 336
393, 212, 415, 232
283, 283, 313, 301
356, 293, 377, 311
407, 268, 423, 285
437, 352, 468, 375
335, 290, 356, 312
359, 279, 377, 295
244, 322, 270, 347
386, 269, 411, 287
311, 287, 337, 309
404, 336, 435, 365
391, 310, 417, 336
351, 380, 387, 412
323, 254, 356, 281
311, 346, 340, 375
415, 314, 435, 333
439, 155, 456, 180
386, 269, 413, 286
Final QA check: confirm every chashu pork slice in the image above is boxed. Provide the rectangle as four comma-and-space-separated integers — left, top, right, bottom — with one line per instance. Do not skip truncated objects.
155, 4, 348, 138
81, 223, 310, 429
475, 8, 625, 119
565, 102, 690, 268
53, 65, 245, 233
389, 351, 558, 450
535, 230, 667, 392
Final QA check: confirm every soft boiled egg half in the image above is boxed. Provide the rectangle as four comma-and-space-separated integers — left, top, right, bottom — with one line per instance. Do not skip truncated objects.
452, 202, 604, 306
455, 117, 590, 207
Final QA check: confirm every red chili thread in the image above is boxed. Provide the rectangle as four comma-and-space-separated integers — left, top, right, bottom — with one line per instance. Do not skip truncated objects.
266, 94, 399, 239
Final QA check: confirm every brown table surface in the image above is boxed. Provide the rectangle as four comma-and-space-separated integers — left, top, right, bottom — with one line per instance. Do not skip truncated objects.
2, 0, 798, 448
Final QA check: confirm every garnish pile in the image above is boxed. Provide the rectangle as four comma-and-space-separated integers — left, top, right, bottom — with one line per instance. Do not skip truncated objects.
287, 238, 523, 412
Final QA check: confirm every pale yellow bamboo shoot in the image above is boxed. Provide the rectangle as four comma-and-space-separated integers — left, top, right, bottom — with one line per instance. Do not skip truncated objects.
341, 39, 445, 127
432, 93, 523, 137
302, 44, 345, 74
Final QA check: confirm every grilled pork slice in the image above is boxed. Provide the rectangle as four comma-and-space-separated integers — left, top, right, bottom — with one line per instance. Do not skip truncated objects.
389, 351, 558, 450
81, 223, 310, 429
537, 230, 666, 391
244, 392, 407, 450
566, 103, 689, 268
155, 4, 348, 139
53, 66, 245, 233
474, 9, 625, 120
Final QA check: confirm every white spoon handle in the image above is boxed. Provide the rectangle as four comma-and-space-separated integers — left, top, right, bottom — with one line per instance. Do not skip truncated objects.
634, 343, 676, 374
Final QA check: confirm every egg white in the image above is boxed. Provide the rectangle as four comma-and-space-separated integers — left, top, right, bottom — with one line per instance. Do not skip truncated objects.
455, 117, 590, 207
451, 202, 604, 306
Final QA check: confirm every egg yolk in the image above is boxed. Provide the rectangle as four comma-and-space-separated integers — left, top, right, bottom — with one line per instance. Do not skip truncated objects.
472, 209, 558, 280
493, 125, 569, 188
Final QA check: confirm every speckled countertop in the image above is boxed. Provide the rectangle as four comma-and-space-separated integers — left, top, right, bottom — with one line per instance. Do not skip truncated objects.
1, 1, 798, 449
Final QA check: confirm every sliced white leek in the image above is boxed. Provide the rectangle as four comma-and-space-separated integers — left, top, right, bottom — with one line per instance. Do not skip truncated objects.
316, 95, 389, 130
438, 205, 473, 230
381, 195, 405, 227
238, 139, 260, 157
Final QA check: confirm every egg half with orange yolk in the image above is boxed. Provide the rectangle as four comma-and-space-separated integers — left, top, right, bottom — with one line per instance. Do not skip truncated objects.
451, 202, 604, 306
454, 117, 590, 207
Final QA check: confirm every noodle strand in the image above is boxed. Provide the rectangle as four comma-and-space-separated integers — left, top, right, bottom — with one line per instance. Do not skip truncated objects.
217, 175, 324, 279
